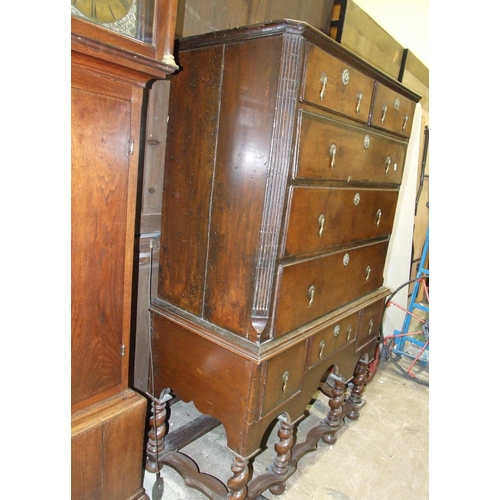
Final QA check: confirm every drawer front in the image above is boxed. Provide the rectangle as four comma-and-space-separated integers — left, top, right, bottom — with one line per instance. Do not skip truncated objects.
261, 341, 307, 417
274, 240, 389, 337
356, 298, 385, 351
302, 45, 374, 122
371, 83, 416, 138
285, 187, 398, 257
296, 110, 407, 184
307, 312, 359, 369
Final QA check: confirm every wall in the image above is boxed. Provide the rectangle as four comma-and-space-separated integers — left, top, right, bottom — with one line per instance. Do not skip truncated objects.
354, 0, 429, 67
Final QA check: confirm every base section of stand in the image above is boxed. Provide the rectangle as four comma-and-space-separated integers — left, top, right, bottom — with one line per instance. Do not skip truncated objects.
147, 383, 368, 500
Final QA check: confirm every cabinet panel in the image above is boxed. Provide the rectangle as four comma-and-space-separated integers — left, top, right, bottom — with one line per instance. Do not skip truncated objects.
71, 390, 148, 500
72, 426, 102, 499
71, 87, 131, 406
102, 398, 149, 500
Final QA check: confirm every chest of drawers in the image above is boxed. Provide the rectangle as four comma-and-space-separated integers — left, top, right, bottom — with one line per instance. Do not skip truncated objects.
147, 19, 420, 499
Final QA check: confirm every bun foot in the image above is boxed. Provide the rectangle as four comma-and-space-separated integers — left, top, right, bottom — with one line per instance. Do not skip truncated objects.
322, 432, 338, 444
270, 481, 286, 495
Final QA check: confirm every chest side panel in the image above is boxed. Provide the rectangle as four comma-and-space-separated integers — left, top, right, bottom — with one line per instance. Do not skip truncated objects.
204, 35, 292, 339
158, 46, 224, 315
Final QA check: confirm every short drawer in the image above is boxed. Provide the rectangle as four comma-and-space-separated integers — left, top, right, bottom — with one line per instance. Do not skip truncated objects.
371, 83, 416, 138
356, 298, 385, 351
284, 187, 398, 257
261, 341, 307, 417
295, 109, 407, 184
274, 240, 389, 337
306, 313, 358, 369
302, 44, 374, 122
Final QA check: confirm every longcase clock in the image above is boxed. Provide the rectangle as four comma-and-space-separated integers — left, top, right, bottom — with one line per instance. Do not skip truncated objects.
71, 1, 179, 499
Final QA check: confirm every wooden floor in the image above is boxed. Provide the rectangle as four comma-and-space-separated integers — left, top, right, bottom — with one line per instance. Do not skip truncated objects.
143, 359, 429, 499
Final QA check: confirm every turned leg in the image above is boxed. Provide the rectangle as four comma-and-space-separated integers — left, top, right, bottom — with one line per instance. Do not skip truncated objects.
323, 374, 346, 444
146, 391, 172, 473
269, 414, 295, 495
346, 358, 369, 420
227, 454, 250, 500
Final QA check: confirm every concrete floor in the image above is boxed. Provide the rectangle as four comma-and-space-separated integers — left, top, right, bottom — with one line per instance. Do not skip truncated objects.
143, 359, 429, 500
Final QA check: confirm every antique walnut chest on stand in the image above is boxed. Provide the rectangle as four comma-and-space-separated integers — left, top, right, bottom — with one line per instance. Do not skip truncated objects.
146, 19, 420, 499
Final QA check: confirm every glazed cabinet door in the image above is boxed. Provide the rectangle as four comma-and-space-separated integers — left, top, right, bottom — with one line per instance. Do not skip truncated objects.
71, 72, 138, 408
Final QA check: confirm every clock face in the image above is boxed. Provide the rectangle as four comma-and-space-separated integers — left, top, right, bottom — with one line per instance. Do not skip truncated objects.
72, 0, 156, 43
72, 0, 132, 24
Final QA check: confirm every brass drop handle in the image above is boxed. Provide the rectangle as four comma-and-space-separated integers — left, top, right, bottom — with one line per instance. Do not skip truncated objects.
381, 104, 388, 124
329, 144, 337, 169
368, 319, 374, 335
356, 92, 363, 114
320, 72, 328, 101
385, 156, 392, 174
346, 326, 353, 342
282, 371, 289, 392
318, 340, 326, 359
365, 266, 371, 282
307, 285, 315, 307
318, 214, 325, 237
402, 115, 409, 130
376, 209, 382, 227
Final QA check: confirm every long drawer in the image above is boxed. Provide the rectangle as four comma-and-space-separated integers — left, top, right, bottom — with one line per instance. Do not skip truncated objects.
295, 109, 407, 184
274, 240, 389, 337
284, 186, 398, 257
302, 44, 374, 123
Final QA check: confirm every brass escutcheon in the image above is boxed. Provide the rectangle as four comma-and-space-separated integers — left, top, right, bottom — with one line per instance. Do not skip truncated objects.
341, 68, 350, 85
